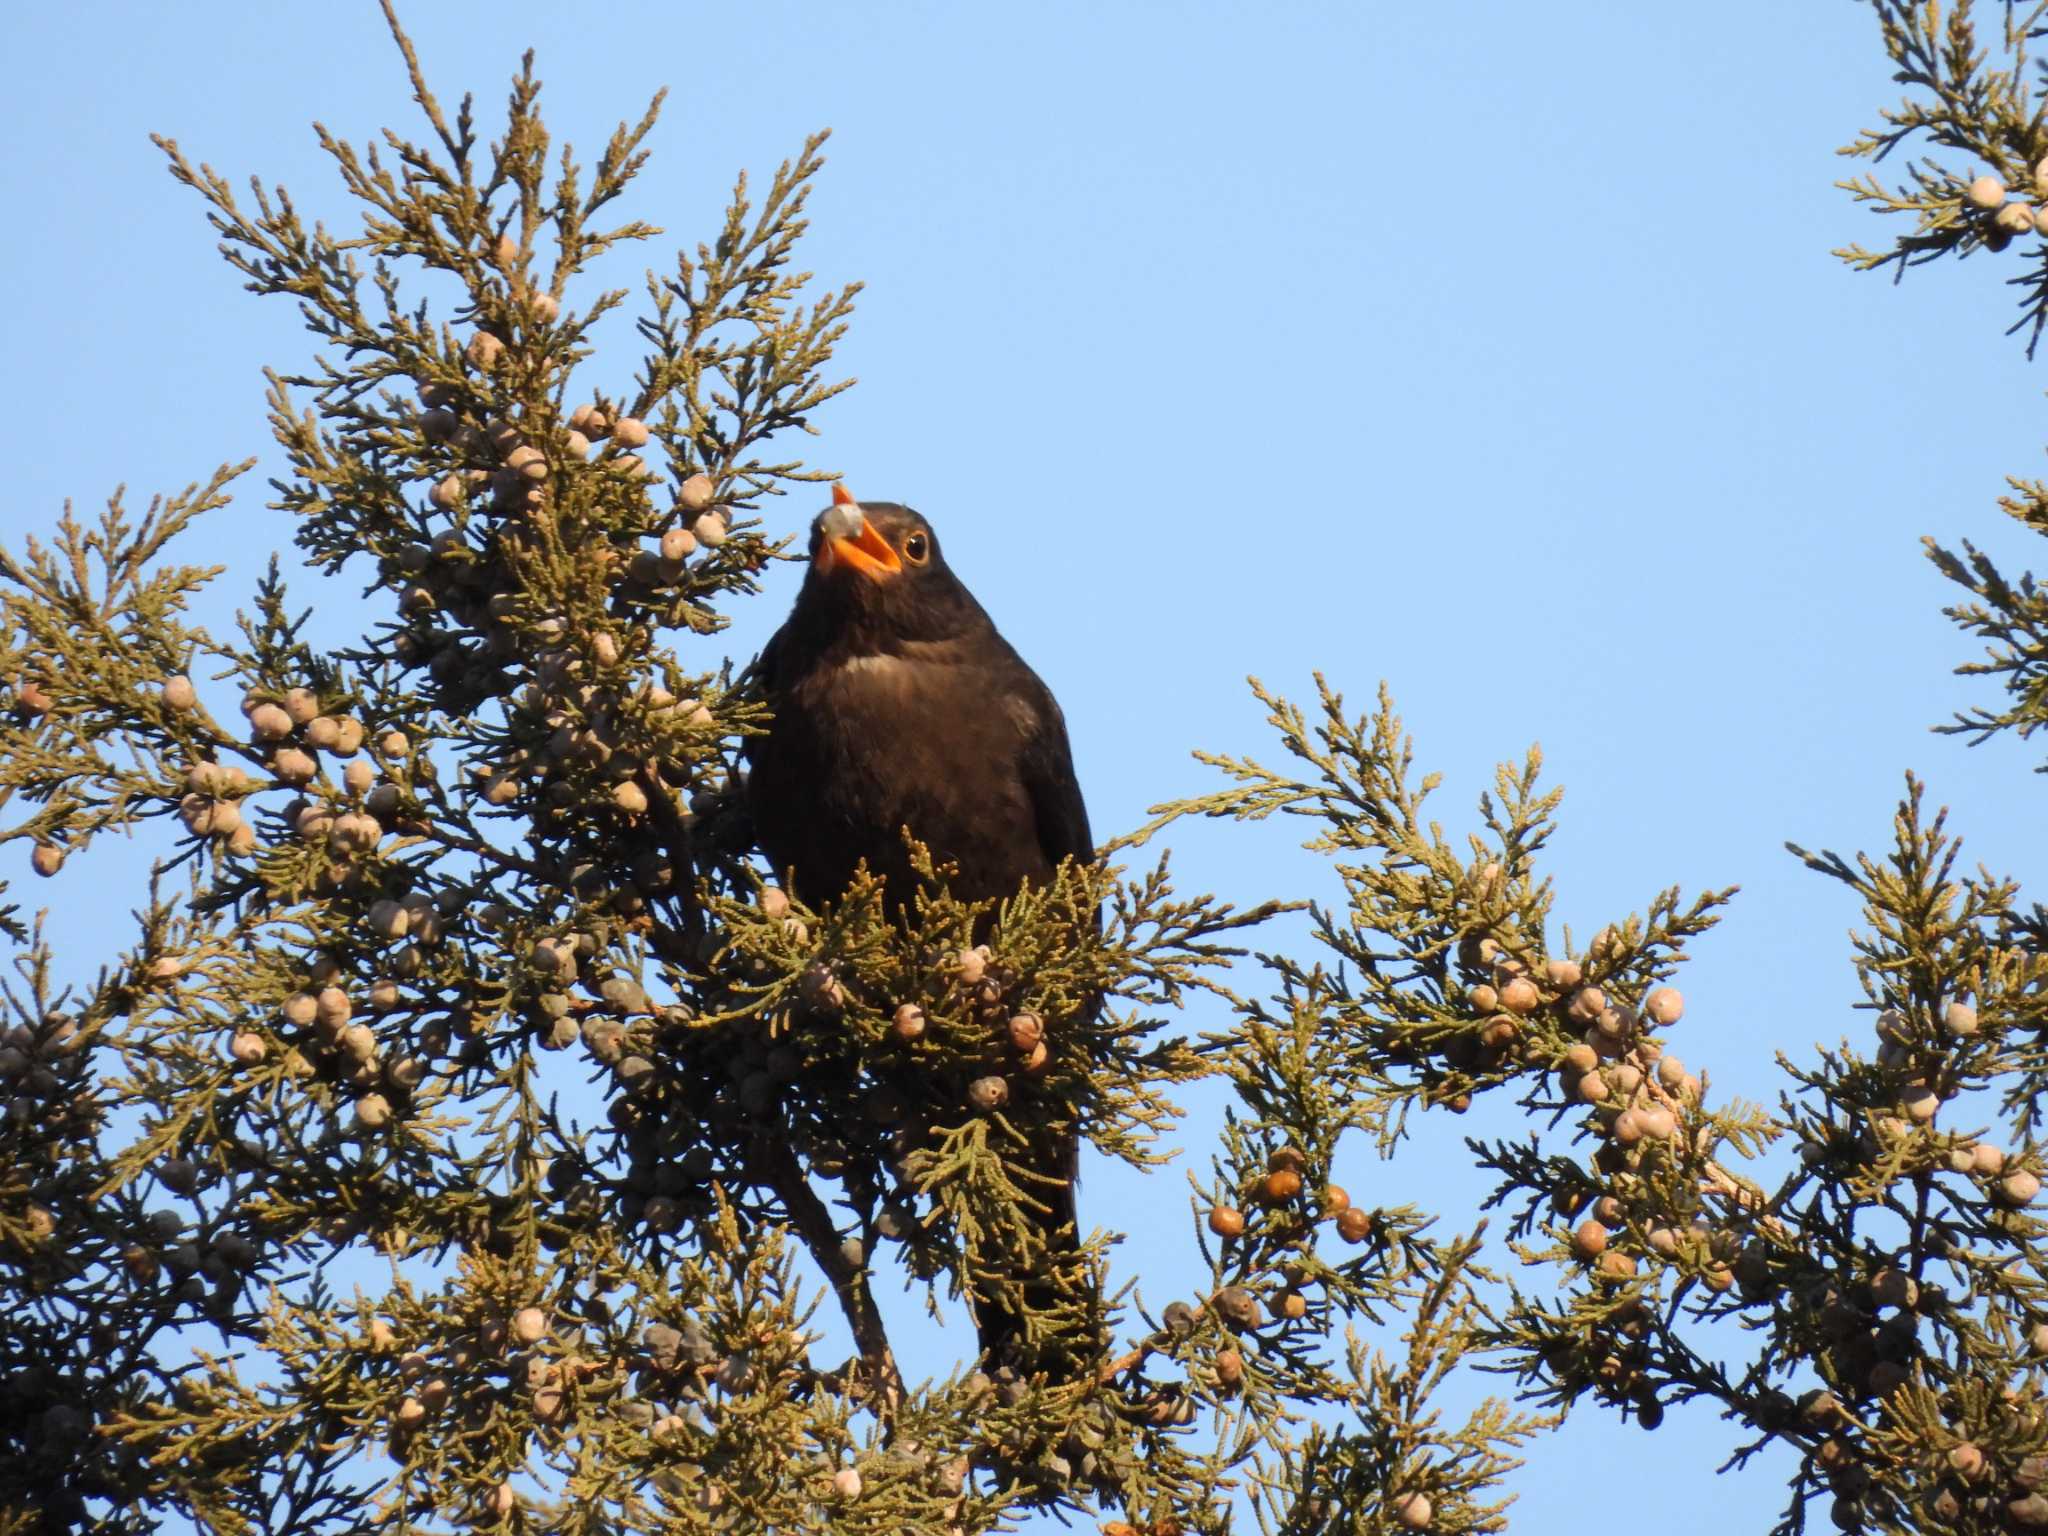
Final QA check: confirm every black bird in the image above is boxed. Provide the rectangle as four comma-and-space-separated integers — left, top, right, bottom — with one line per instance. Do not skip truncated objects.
746, 485, 1092, 1366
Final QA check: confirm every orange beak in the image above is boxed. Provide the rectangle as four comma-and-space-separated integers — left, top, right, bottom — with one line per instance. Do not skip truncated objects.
817, 484, 902, 580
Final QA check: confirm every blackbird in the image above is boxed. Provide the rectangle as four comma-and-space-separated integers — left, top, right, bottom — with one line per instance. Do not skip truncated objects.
746, 485, 1092, 1367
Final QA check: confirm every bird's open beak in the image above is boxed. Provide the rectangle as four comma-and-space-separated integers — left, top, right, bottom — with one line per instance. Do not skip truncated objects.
816, 484, 902, 580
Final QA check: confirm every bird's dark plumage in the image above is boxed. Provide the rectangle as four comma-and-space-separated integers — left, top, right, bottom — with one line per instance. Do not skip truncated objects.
746, 490, 1091, 1367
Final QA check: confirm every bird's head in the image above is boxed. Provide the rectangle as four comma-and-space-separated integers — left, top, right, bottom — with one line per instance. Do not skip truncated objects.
791, 485, 988, 645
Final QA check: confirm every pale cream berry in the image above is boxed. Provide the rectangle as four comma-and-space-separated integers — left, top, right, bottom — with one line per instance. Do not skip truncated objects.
30, 844, 64, 878
368, 900, 410, 940
562, 429, 591, 459
1969, 174, 2008, 210
230, 1031, 268, 1065
162, 676, 198, 711
1393, 1491, 1432, 1530
316, 986, 353, 1029
2001, 1169, 2043, 1206
1576, 1072, 1609, 1104
271, 748, 317, 786
392, 1396, 426, 1429
343, 759, 375, 795
1644, 987, 1683, 1025
967, 1075, 1009, 1111
891, 1003, 926, 1041
1999, 202, 2037, 234
430, 475, 465, 510
506, 444, 548, 482
467, 331, 506, 370
692, 511, 728, 547
1545, 958, 1582, 989
1973, 1142, 2007, 1176
1007, 1012, 1045, 1051
1900, 1085, 1939, 1123
282, 688, 318, 726
511, 1306, 548, 1345
489, 1482, 516, 1519
1945, 1000, 1979, 1037
612, 781, 649, 815
661, 527, 696, 563
613, 417, 650, 448
247, 703, 293, 741
354, 1093, 392, 1131
283, 992, 320, 1027
527, 292, 559, 324
831, 1468, 863, 1500
1500, 977, 1539, 1015
568, 403, 609, 437
955, 947, 989, 986
678, 472, 715, 512
341, 1024, 377, 1063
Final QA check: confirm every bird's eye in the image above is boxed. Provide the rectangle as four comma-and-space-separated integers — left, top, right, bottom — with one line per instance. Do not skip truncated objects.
903, 532, 930, 565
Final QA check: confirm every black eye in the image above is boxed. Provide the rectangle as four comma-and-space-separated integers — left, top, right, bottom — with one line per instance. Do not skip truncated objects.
903, 532, 929, 564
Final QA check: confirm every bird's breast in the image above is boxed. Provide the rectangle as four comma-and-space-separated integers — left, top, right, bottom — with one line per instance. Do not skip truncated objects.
751, 648, 1045, 905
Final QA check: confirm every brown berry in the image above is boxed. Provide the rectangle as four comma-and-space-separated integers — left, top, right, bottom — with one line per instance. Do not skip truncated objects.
1214, 1348, 1244, 1388
30, 844, 64, 878
1545, 957, 1583, 989
1280, 1292, 1307, 1320
1007, 1012, 1044, 1051
161, 676, 197, 710
1595, 1250, 1638, 1283
1260, 1168, 1303, 1204
1500, 976, 1539, 1014
1266, 1145, 1308, 1174
1322, 1184, 1351, 1216
1208, 1205, 1246, 1239
890, 1003, 926, 1042
1336, 1206, 1373, 1243
1468, 982, 1499, 1013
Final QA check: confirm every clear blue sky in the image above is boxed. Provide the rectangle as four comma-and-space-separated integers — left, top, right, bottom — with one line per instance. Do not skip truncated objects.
5, 5, 2044, 1531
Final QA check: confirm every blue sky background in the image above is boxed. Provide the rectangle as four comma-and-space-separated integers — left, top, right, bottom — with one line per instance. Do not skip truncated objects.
5, 5, 2047, 1531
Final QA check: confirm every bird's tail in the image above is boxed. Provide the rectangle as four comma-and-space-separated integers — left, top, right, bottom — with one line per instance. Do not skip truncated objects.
969, 1127, 1096, 1375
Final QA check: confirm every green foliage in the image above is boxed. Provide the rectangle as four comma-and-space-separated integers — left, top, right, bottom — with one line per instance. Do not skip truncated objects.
17, 4, 2048, 1535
